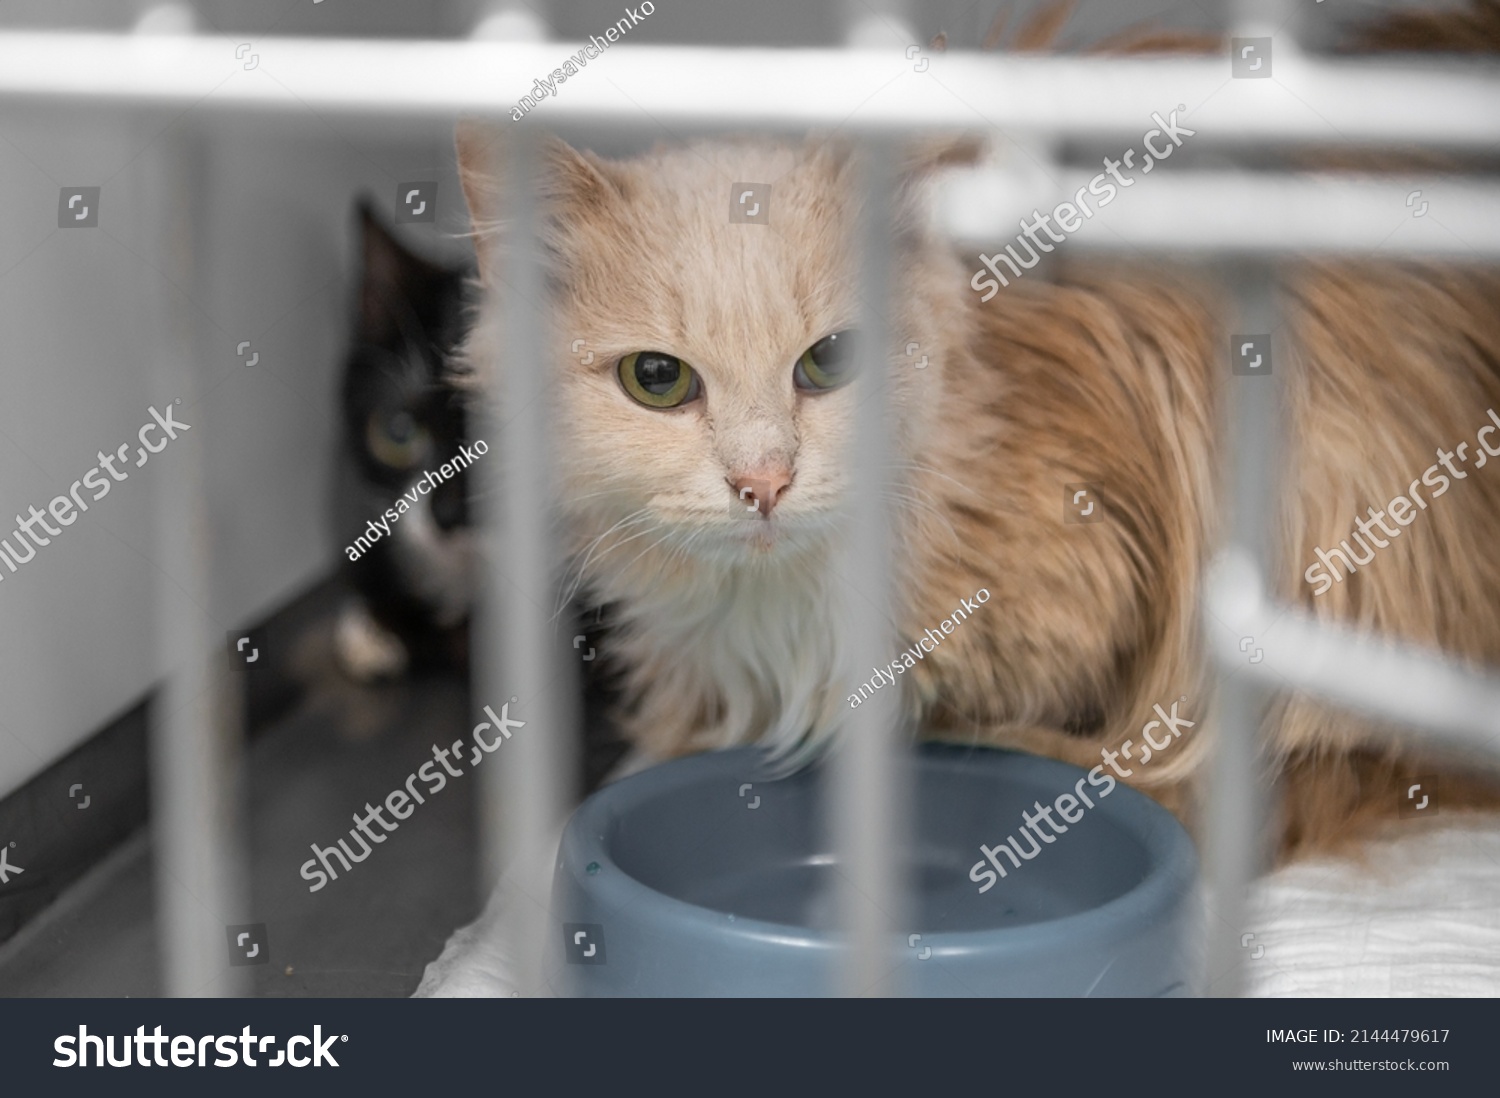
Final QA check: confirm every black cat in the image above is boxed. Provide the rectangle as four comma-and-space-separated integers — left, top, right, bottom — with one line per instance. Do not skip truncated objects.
330, 198, 629, 785
333, 201, 476, 679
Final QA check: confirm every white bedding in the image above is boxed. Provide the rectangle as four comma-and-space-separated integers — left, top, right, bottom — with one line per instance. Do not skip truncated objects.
1244, 816, 1500, 997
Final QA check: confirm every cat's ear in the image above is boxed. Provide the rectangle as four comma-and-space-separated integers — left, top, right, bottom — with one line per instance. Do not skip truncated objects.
899, 135, 986, 180
455, 122, 620, 282
357, 198, 440, 343
805, 133, 984, 187
539, 136, 623, 208
455, 119, 503, 253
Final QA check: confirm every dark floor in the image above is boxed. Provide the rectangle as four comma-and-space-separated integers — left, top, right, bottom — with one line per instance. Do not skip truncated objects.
0, 664, 484, 996
0, 566, 630, 999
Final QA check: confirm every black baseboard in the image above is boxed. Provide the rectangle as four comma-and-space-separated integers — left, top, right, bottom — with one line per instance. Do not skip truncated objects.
0, 567, 630, 951
0, 571, 347, 949
0, 698, 150, 945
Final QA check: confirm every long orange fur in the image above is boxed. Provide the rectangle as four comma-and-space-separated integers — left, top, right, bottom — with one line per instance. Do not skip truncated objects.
453, 3, 1500, 862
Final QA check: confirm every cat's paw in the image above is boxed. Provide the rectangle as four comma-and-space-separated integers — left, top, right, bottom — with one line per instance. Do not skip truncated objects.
413, 929, 520, 998
414, 842, 566, 998
413, 900, 525, 998
334, 599, 410, 682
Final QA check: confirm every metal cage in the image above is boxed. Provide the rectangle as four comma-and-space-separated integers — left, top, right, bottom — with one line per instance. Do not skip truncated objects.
3, 0, 1499, 998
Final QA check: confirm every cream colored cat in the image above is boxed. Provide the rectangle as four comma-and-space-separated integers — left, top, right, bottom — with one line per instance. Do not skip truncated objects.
458, 135, 985, 764
413, 7, 1500, 998
449, 125, 1500, 856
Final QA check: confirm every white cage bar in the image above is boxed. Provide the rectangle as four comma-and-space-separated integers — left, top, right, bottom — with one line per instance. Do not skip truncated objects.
5, 20, 1500, 998
1, 33, 1497, 146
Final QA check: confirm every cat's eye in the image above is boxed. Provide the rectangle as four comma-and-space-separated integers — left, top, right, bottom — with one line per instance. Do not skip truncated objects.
794, 331, 859, 392
367, 409, 430, 468
618, 351, 701, 409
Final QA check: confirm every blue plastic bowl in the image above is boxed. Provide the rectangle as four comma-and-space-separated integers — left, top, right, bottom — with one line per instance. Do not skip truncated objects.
549, 744, 1199, 996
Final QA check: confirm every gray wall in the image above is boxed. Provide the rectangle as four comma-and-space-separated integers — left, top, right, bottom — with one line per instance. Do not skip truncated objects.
0, 4, 467, 798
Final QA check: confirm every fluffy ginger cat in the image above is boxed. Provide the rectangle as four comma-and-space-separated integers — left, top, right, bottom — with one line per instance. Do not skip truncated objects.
413, 3, 1500, 1000
448, 126, 1500, 866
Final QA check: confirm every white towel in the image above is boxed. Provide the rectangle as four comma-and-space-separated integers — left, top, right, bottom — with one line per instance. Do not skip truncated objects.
1245, 816, 1500, 997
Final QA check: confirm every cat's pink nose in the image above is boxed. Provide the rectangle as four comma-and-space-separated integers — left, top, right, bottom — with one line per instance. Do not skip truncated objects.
731, 470, 792, 517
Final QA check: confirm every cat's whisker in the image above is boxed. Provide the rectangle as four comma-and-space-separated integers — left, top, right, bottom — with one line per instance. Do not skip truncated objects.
661, 527, 706, 573
883, 484, 960, 537
556, 521, 654, 618
892, 457, 986, 500
613, 525, 684, 579
563, 486, 634, 506
555, 508, 654, 618
576, 508, 654, 560
562, 518, 666, 605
